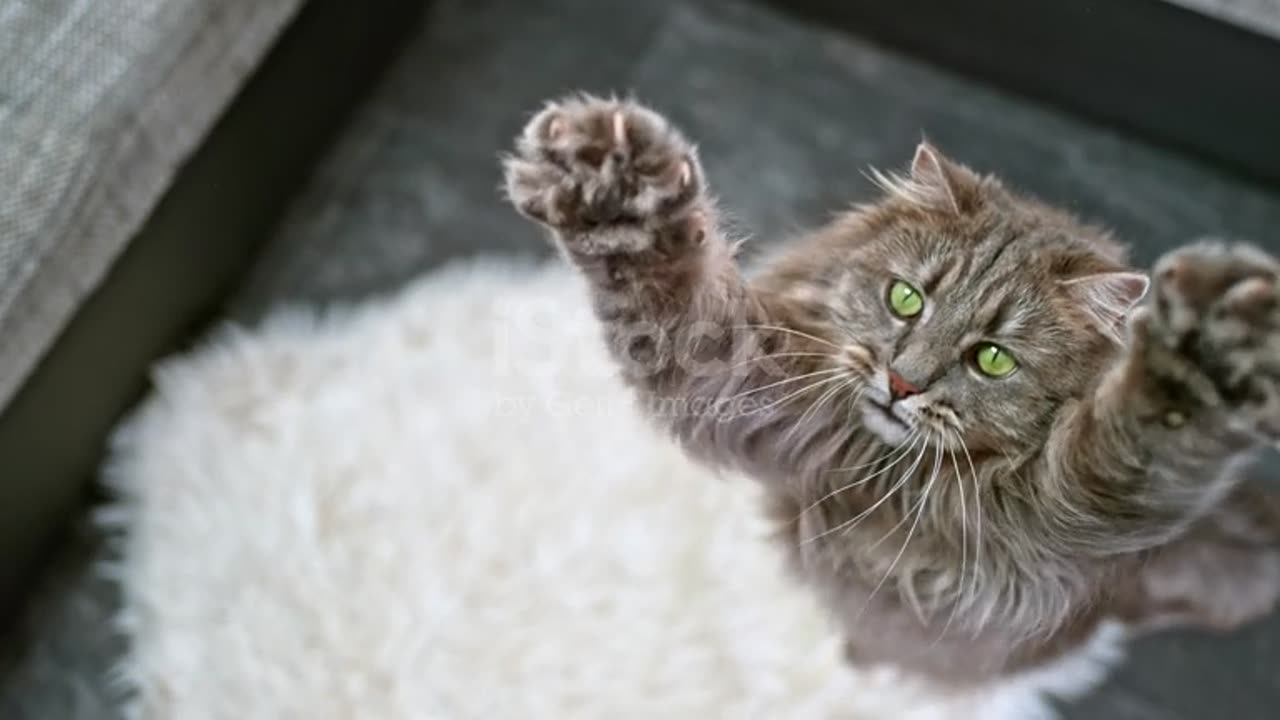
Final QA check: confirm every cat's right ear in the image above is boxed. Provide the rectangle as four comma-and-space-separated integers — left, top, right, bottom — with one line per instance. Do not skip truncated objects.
909, 142, 982, 214
1061, 271, 1150, 340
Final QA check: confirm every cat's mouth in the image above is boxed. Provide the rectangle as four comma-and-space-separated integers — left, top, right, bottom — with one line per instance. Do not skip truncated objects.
861, 400, 915, 446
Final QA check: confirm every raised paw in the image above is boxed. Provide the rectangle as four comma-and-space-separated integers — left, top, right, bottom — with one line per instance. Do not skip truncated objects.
503, 95, 706, 255
1141, 241, 1280, 441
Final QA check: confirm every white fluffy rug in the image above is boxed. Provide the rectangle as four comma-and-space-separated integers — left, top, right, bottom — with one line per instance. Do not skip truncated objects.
102, 260, 1119, 719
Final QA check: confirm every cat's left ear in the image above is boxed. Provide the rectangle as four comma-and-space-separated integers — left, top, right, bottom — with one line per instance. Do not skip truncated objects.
910, 142, 983, 214
1061, 271, 1150, 337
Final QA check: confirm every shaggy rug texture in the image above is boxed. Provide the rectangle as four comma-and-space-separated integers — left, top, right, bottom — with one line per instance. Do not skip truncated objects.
102, 260, 1122, 719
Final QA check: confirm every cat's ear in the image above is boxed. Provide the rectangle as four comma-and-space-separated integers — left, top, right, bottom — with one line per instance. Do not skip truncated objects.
908, 142, 981, 214
1061, 271, 1150, 338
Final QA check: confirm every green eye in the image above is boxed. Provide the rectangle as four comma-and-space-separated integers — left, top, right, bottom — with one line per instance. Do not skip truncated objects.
888, 280, 924, 318
974, 343, 1018, 378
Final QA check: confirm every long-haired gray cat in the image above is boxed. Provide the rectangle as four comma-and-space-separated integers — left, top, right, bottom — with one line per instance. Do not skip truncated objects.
502, 95, 1280, 698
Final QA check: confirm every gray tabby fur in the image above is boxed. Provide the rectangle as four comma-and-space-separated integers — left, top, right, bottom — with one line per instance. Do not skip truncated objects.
503, 95, 1280, 686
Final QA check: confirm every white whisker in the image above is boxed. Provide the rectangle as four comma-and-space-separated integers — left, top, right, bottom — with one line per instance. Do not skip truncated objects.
865, 475, 930, 554
724, 367, 847, 401
933, 432, 969, 646
997, 447, 1026, 482
790, 375, 858, 439
859, 432, 942, 623
827, 432, 920, 474
726, 351, 836, 371
956, 432, 983, 636
792, 433, 922, 524
839, 387, 869, 423
801, 434, 930, 545
734, 324, 843, 351
746, 374, 849, 417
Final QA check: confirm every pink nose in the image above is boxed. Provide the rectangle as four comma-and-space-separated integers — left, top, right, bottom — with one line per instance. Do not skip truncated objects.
888, 370, 921, 401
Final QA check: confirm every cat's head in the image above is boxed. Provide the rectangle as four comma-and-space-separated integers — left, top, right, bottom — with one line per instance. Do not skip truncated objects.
761, 143, 1148, 457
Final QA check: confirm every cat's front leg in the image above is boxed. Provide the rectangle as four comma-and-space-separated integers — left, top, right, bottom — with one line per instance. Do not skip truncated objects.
502, 96, 822, 471
1121, 482, 1280, 633
1121, 243, 1280, 628
502, 96, 749, 386
1047, 242, 1280, 553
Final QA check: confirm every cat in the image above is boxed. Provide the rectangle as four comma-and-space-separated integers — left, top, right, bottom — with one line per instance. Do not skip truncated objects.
502, 95, 1280, 695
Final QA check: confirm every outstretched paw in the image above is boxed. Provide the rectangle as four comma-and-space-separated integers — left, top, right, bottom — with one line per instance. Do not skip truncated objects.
503, 95, 707, 255
1140, 241, 1280, 440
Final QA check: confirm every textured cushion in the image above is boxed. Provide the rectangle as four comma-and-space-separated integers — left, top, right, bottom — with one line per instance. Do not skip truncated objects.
0, 0, 304, 409
1169, 0, 1280, 38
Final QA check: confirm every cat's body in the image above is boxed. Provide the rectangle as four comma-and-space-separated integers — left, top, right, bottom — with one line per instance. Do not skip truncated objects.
502, 96, 1280, 694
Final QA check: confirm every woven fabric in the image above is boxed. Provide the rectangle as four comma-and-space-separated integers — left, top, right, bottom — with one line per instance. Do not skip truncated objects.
1170, 0, 1280, 38
0, 0, 303, 409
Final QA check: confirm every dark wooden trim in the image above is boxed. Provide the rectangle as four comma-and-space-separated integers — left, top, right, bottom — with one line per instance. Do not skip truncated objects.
769, 0, 1280, 188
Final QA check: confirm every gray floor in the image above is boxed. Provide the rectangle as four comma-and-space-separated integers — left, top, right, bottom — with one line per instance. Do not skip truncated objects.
5, 0, 1280, 717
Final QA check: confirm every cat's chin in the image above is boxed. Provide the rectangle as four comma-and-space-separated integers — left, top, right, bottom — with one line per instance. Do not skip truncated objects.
861, 402, 915, 446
